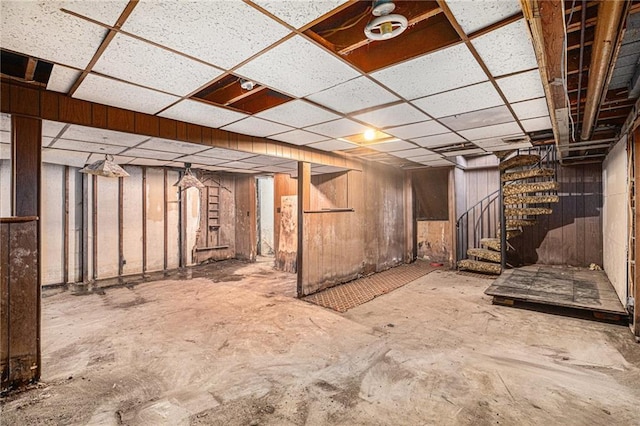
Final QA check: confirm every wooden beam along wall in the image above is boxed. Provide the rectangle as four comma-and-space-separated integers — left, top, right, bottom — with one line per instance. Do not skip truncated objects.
0, 80, 361, 171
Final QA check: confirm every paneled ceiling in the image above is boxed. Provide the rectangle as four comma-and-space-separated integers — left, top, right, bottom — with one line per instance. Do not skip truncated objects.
1, 0, 634, 171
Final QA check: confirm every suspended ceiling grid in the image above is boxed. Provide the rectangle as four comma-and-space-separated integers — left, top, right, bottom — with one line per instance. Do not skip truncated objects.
0, 0, 556, 170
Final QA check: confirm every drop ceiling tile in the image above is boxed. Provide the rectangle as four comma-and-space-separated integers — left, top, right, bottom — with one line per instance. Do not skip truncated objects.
304, 119, 369, 138
371, 43, 488, 100
511, 97, 550, 120
62, 124, 149, 146
254, 164, 296, 173
421, 158, 456, 167
0, 114, 10, 131
312, 165, 348, 174
251, 0, 348, 29
439, 105, 514, 131
236, 35, 360, 97
122, 0, 291, 69
74, 74, 179, 115
307, 139, 358, 151
472, 19, 537, 77
94, 33, 223, 97
368, 140, 416, 153
196, 148, 256, 161
158, 100, 248, 129
496, 69, 545, 103
221, 117, 293, 138
390, 148, 433, 159
459, 121, 522, 140
352, 103, 431, 129
268, 129, 328, 145
127, 158, 169, 167
86, 153, 134, 164
43, 121, 67, 138
218, 161, 258, 170
242, 155, 289, 166
1, 1, 108, 69
443, 148, 486, 157
489, 142, 532, 151
47, 65, 82, 94
172, 155, 228, 165
52, 138, 127, 155
62, 0, 128, 26
521, 116, 552, 132
256, 100, 340, 128
42, 148, 90, 168
408, 153, 443, 163
42, 137, 55, 147
446, 0, 522, 34
470, 134, 528, 149
0, 132, 11, 144
306, 77, 400, 114
119, 148, 180, 161
138, 138, 207, 154
411, 82, 504, 118
385, 120, 449, 140
0, 143, 10, 160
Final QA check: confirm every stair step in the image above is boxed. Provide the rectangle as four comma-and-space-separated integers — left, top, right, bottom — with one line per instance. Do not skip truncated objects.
503, 181, 559, 196
467, 248, 501, 262
497, 228, 523, 239
504, 195, 560, 205
499, 154, 540, 171
457, 259, 502, 275
505, 207, 553, 216
481, 238, 501, 251
506, 218, 537, 227
501, 168, 555, 182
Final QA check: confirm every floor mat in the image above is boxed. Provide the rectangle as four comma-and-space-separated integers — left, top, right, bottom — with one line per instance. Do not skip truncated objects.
303, 261, 437, 312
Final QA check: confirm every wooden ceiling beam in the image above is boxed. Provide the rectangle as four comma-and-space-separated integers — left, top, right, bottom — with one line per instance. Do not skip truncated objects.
24, 58, 37, 82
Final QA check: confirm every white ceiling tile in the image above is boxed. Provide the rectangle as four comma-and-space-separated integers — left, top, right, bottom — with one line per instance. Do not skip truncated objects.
0, 114, 10, 131
511, 97, 550, 120
411, 133, 466, 147
411, 82, 504, 118
459, 121, 523, 140
254, 164, 296, 173
352, 103, 431, 129
251, 0, 348, 29
63, 124, 149, 146
443, 148, 486, 157
368, 140, 416, 153
122, 0, 291, 69
371, 43, 488, 100
172, 155, 228, 165
390, 148, 432, 159
307, 139, 358, 151
242, 155, 289, 165
304, 119, 369, 138
496, 69, 545, 103
306, 77, 400, 114
268, 129, 328, 145
1, 1, 108, 69
256, 100, 339, 128
86, 153, 133, 164
47, 65, 82, 94
420, 158, 456, 167
197, 148, 256, 161
385, 120, 449, 139
138, 138, 207, 154
118, 148, 180, 161
218, 161, 258, 170
74, 73, 179, 115
43, 121, 67, 138
236, 35, 359, 97
94, 33, 223, 97
42, 136, 54, 147
0, 143, 10, 160
52, 138, 127, 155
42, 148, 90, 167
472, 19, 537, 78
470, 134, 529, 149
126, 158, 169, 166
410, 154, 444, 163
1, 131, 11, 144
158, 99, 248, 129
312, 165, 349, 174
62, 0, 129, 26
439, 105, 514, 131
221, 117, 293, 137
521, 116, 552, 132
447, 0, 522, 34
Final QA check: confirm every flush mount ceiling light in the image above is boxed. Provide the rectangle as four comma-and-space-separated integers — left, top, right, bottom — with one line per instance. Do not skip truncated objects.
79, 154, 130, 178
341, 129, 396, 146
364, 0, 408, 41
239, 79, 255, 91
175, 163, 205, 190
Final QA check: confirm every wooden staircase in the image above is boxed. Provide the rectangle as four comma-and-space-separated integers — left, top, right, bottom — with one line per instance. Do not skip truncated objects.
457, 151, 559, 275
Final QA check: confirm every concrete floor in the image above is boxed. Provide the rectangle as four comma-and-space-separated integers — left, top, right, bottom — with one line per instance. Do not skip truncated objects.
2, 258, 640, 425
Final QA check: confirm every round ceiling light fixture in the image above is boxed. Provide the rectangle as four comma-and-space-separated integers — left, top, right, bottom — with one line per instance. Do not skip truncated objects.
364, 129, 376, 140
364, 0, 408, 41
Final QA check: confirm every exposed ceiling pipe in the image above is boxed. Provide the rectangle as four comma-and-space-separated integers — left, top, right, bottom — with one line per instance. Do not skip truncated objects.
575, 0, 587, 130
580, 0, 626, 141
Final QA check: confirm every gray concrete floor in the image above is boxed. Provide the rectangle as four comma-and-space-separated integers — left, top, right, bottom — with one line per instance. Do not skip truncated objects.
2, 258, 640, 425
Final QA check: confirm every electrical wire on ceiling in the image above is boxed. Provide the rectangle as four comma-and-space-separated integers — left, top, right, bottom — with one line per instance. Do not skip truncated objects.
317, 5, 371, 38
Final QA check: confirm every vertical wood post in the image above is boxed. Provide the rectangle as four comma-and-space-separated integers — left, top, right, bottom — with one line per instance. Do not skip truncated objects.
634, 127, 640, 339
92, 175, 97, 281
142, 167, 147, 274
118, 176, 124, 277
63, 166, 69, 284
296, 162, 310, 297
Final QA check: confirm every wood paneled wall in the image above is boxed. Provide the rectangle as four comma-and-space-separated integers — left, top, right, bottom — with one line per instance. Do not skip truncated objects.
274, 173, 298, 272
234, 175, 257, 262
510, 163, 603, 266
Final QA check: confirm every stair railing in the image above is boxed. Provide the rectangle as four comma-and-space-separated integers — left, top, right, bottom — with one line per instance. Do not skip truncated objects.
456, 189, 500, 263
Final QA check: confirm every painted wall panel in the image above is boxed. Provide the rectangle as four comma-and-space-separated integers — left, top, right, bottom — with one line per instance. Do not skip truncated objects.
166, 170, 180, 270
0, 160, 10, 217
602, 136, 628, 303
96, 175, 119, 279
145, 168, 165, 272
41, 163, 65, 285
185, 186, 200, 266
122, 166, 143, 275
68, 168, 83, 283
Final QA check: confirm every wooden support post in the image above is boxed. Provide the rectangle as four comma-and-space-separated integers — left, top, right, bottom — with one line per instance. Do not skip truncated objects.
142, 167, 147, 274
296, 162, 310, 298
63, 166, 69, 284
163, 169, 168, 271
118, 176, 124, 277
92, 175, 97, 281
82, 173, 89, 283
1, 116, 41, 391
